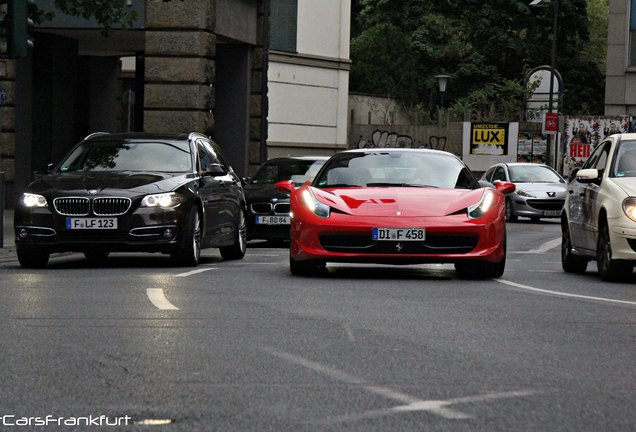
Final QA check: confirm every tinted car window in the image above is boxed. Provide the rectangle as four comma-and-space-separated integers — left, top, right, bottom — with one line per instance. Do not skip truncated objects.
250, 160, 324, 185
59, 139, 192, 173
492, 166, 507, 182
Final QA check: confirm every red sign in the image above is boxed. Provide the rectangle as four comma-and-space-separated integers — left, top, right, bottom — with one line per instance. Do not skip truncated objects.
544, 112, 558, 134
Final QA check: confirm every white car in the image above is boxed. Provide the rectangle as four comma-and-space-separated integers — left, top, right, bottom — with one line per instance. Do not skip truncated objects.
561, 133, 636, 281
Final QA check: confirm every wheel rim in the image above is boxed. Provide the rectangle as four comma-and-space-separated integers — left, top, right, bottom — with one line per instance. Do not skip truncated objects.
562, 225, 571, 261
598, 222, 611, 273
192, 211, 201, 261
238, 209, 247, 253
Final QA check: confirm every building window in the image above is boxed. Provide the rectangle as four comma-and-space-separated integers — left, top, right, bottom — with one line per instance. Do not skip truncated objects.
270, 0, 297, 52
631, 0, 636, 67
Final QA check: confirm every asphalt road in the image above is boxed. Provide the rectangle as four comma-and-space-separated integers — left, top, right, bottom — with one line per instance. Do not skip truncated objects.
0, 219, 634, 431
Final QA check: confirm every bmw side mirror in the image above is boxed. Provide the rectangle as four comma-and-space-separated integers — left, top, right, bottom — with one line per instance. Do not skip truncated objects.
204, 163, 227, 177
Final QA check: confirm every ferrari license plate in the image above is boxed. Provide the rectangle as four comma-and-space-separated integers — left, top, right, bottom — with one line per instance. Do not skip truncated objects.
372, 228, 425, 241
255, 215, 290, 225
66, 217, 118, 229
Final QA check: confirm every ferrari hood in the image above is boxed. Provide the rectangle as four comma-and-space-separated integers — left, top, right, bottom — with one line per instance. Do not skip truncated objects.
313, 187, 484, 217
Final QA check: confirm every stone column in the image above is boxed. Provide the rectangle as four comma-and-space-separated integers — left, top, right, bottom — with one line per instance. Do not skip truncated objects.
144, 0, 216, 134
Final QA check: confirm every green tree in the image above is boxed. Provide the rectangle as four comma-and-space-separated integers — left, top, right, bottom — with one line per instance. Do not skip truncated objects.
350, 0, 608, 120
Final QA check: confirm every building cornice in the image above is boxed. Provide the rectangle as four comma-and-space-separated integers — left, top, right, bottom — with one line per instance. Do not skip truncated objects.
269, 50, 351, 71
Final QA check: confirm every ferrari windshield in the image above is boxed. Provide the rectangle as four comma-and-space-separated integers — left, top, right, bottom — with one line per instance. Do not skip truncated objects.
314, 151, 479, 189
58, 140, 193, 173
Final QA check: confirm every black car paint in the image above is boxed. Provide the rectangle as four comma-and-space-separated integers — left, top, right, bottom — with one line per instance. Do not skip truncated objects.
14, 132, 246, 262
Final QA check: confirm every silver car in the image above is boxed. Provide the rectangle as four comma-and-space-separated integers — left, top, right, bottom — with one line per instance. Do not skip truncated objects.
481, 163, 567, 222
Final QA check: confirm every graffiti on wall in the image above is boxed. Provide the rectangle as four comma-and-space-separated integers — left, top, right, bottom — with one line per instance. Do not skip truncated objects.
356, 129, 447, 151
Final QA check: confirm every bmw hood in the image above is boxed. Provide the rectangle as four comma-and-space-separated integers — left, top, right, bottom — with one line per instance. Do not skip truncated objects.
312, 187, 485, 217
28, 171, 188, 195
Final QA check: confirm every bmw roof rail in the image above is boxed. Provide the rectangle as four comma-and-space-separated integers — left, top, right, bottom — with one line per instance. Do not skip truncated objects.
83, 132, 111, 140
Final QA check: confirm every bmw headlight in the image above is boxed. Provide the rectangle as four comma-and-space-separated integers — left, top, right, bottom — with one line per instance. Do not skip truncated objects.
301, 188, 330, 218
21, 193, 48, 208
515, 189, 536, 198
141, 192, 184, 208
467, 191, 495, 219
622, 197, 636, 222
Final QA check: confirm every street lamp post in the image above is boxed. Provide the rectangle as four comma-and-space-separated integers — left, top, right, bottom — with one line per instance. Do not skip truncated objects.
435, 74, 450, 109
530, 0, 559, 168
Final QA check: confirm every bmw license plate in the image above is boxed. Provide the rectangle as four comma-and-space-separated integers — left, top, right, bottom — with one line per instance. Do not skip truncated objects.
66, 217, 118, 229
372, 228, 425, 241
255, 215, 290, 225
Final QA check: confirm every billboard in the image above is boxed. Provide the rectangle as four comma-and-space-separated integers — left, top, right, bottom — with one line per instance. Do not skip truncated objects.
470, 122, 509, 155
562, 116, 633, 176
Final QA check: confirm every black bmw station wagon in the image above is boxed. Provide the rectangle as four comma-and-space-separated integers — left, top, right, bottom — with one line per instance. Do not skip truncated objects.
14, 132, 247, 268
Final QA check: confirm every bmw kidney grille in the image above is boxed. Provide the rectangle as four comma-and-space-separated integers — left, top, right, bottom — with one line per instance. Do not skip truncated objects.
53, 197, 131, 216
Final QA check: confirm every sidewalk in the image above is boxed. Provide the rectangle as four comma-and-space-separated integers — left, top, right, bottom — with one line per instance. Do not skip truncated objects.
1, 209, 16, 262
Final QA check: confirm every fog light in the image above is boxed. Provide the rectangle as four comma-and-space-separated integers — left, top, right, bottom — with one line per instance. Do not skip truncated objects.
163, 228, 174, 239
18, 228, 28, 239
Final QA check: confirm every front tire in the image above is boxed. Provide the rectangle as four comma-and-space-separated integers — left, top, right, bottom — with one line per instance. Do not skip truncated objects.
171, 206, 202, 267
220, 208, 247, 260
561, 220, 587, 273
505, 199, 517, 222
455, 232, 506, 279
17, 247, 50, 268
597, 218, 632, 281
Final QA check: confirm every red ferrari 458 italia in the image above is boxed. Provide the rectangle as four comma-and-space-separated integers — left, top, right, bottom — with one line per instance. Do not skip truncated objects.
276, 148, 515, 278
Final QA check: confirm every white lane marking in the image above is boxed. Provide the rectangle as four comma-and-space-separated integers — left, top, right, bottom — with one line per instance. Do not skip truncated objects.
512, 237, 560, 254
146, 288, 179, 310
497, 279, 636, 306
261, 347, 537, 423
174, 267, 217, 277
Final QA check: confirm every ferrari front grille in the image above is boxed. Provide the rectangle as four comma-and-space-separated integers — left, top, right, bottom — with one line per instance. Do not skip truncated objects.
319, 233, 479, 254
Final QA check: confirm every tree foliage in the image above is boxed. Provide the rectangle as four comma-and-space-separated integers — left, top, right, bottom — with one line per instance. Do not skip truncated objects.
350, 0, 608, 120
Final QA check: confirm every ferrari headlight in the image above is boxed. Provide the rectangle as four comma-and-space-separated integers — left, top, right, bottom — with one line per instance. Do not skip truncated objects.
467, 191, 495, 219
622, 197, 636, 222
141, 192, 184, 208
21, 193, 48, 208
301, 188, 330, 218
515, 189, 536, 198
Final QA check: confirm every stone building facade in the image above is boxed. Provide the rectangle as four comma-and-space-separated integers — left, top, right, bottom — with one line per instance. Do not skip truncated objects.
0, 0, 269, 208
